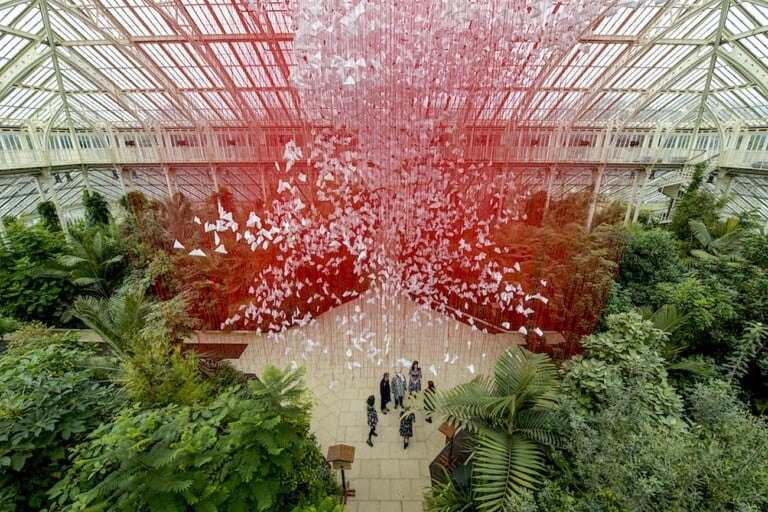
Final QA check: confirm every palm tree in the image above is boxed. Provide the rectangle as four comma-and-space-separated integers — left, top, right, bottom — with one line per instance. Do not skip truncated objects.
432, 346, 565, 512
67, 287, 150, 360
35, 226, 126, 298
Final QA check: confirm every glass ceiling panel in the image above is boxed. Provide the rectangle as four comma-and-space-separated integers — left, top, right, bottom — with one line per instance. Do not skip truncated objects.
740, 1, 768, 25
266, 9, 292, 33
124, 6, 175, 36
14, 7, 44, 33
665, 7, 718, 39
57, 11, 103, 40
739, 35, 768, 60
0, 3, 27, 25
725, 5, 757, 33
212, 4, 246, 32
0, 0, 764, 135
0, 35, 30, 65
715, 63, 749, 87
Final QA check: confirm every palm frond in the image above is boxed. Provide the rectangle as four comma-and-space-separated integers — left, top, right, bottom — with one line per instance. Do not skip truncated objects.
473, 430, 545, 512
688, 219, 713, 249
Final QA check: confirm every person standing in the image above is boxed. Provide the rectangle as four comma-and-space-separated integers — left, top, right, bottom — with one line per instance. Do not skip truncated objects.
366, 395, 378, 447
399, 405, 416, 449
380, 373, 392, 414
392, 370, 406, 409
424, 380, 436, 423
409, 361, 422, 396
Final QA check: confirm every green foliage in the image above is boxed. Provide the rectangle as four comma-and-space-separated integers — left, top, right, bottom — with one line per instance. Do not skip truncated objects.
5, 322, 79, 355
654, 276, 737, 351
616, 226, 681, 305
121, 333, 208, 408
0, 343, 122, 511
0, 222, 77, 325
536, 394, 698, 512
535, 380, 768, 512
563, 312, 682, 420
82, 190, 111, 227
669, 165, 726, 253
67, 285, 150, 360
433, 346, 565, 511
425, 466, 478, 512
51, 366, 338, 512
0, 315, 21, 343
37, 226, 127, 299
36, 201, 61, 232
290, 496, 343, 512
684, 381, 768, 510
741, 228, 768, 269
724, 322, 768, 383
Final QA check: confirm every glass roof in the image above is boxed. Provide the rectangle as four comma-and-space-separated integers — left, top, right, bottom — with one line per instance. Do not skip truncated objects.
0, 0, 766, 130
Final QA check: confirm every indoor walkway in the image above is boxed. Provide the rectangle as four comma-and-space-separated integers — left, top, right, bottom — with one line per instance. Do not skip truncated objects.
206, 294, 525, 510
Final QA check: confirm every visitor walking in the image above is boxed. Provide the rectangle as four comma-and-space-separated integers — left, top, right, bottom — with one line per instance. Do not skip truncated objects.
366, 395, 378, 447
409, 361, 422, 396
380, 372, 391, 414
424, 380, 436, 423
399, 405, 416, 449
392, 370, 406, 409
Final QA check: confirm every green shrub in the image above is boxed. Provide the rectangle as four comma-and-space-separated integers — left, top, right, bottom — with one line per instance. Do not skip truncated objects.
0, 343, 122, 511
51, 366, 338, 512
0, 222, 77, 325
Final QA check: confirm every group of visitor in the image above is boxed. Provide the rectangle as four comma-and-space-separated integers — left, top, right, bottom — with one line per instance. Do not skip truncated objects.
366, 361, 437, 449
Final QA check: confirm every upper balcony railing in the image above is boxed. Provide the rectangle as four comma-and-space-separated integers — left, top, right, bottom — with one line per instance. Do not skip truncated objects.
1, 127, 767, 174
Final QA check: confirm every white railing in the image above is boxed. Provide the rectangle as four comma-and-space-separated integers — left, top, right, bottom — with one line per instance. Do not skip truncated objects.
720, 150, 768, 171
1, 139, 766, 173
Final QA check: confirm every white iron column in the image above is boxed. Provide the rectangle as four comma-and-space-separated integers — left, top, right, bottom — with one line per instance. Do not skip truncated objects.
585, 166, 604, 231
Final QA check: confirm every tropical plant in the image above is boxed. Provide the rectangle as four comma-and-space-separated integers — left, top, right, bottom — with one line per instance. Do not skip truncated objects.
4, 321, 77, 355
687, 218, 742, 261
0, 342, 122, 512
120, 333, 210, 408
724, 321, 768, 383
534, 380, 768, 512
67, 284, 150, 359
425, 465, 477, 512
36, 226, 127, 298
432, 346, 565, 511
50, 366, 339, 512
668, 164, 724, 248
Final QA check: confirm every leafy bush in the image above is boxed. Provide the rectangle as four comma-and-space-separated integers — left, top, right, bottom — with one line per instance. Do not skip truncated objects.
534, 380, 768, 512
36, 201, 61, 232
0, 343, 122, 511
50, 366, 338, 511
82, 190, 111, 227
4, 322, 79, 355
616, 226, 681, 305
563, 312, 682, 420
121, 333, 209, 408
0, 316, 21, 344
0, 222, 77, 325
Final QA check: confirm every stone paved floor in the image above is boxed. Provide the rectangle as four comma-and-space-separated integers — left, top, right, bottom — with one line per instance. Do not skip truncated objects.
202, 294, 524, 510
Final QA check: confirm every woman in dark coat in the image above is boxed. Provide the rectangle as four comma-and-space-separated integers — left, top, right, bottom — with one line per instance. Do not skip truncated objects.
399, 405, 416, 449
366, 395, 378, 447
380, 372, 391, 414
